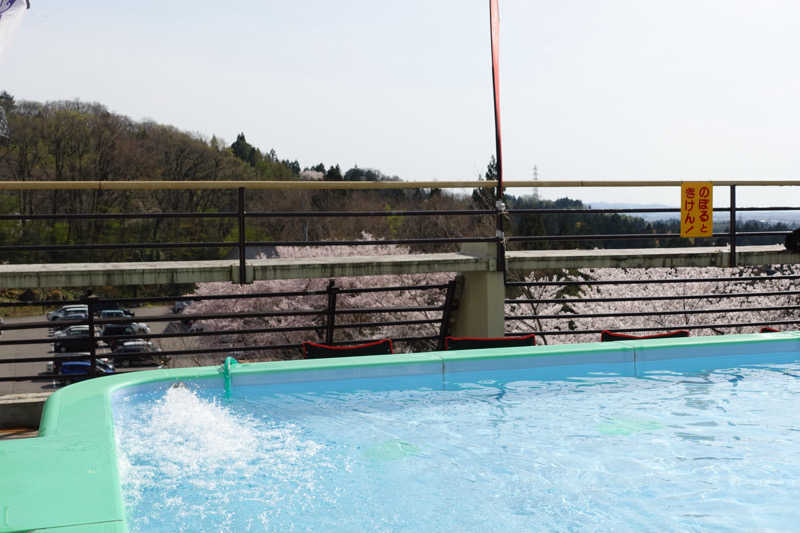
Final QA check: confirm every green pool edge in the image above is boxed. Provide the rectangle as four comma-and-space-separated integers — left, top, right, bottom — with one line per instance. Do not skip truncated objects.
1, 332, 798, 532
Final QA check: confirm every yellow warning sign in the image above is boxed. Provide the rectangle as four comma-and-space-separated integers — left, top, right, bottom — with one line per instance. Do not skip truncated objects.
680, 182, 713, 237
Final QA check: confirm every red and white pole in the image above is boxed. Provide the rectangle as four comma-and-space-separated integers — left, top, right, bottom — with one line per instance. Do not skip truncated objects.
489, 0, 507, 275
489, 0, 503, 194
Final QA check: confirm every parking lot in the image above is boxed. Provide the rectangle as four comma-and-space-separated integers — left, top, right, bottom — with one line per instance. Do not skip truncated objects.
0, 306, 170, 395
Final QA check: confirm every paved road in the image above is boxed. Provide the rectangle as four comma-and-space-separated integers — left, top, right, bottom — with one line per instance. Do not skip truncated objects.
0, 306, 171, 395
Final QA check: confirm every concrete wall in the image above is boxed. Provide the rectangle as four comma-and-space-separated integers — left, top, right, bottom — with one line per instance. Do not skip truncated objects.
0, 393, 50, 429
1, 245, 794, 289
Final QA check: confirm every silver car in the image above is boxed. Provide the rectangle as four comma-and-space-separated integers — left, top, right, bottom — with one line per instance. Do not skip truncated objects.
47, 305, 89, 321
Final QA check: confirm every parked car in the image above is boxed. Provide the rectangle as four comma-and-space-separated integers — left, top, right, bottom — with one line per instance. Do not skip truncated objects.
49, 352, 111, 373
99, 309, 129, 320
47, 305, 88, 321
48, 359, 114, 384
52, 324, 98, 338
95, 305, 134, 318
111, 340, 164, 367
53, 329, 95, 353
101, 322, 151, 350
94, 300, 135, 317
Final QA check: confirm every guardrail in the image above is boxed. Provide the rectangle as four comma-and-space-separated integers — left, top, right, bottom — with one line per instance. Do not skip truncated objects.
0, 178, 798, 387
504, 270, 800, 344
0, 280, 459, 382
0, 179, 798, 272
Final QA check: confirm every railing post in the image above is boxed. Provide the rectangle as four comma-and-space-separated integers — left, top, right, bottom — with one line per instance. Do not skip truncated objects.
237, 187, 247, 284
85, 295, 97, 378
729, 185, 737, 268
437, 279, 458, 350
325, 280, 338, 345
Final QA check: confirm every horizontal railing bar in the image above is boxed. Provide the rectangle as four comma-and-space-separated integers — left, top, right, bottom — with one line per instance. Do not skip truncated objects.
1, 318, 87, 330
0, 209, 494, 221
510, 290, 800, 304
507, 206, 800, 215
1, 179, 800, 192
105, 325, 322, 341
0, 293, 317, 308
509, 304, 800, 320
154, 309, 325, 322
332, 319, 441, 329
507, 233, 692, 242
247, 209, 495, 218
507, 275, 800, 287
173, 305, 444, 324
0, 212, 238, 221
0, 375, 61, 382
337, 284, 450, 294
0, 354, 110, 365
0, 284, 452, 309
508, 318, 800, 336
1, 205, 795, 222
332, 305, 444, 315
506, 180, 800, 187
507, 231, 789, 243
0, 337, 75, 346
0, 180, 497, 191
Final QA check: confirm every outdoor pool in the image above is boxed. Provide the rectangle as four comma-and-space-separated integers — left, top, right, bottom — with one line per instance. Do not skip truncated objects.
2, 333, 800, 532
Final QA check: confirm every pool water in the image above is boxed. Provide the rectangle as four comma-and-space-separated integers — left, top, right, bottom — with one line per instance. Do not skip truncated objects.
114, 362, 800, 532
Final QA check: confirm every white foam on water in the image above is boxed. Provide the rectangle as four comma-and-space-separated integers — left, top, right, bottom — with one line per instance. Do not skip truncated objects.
114, 386, 328, 531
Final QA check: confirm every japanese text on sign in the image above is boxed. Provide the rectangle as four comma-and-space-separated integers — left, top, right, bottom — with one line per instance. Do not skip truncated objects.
681, 182, 713, 237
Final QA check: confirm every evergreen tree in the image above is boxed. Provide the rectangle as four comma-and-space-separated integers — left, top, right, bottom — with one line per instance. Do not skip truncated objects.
325, 164, 343, 181
472, 155, 498, 209
0, 91, 14, 112
231, 133, 257, 166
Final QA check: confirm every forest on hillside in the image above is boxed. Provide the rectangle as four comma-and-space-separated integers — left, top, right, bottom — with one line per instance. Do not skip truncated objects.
0, 93, 791, 269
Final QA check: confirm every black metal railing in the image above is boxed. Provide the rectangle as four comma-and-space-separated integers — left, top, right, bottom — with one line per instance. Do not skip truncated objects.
0, 182, 796, 273
505, 270, 800, 344
0, 279, 458, 384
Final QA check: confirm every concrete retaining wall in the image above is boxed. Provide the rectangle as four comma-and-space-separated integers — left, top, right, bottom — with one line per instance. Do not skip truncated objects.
0, 393, 50, 429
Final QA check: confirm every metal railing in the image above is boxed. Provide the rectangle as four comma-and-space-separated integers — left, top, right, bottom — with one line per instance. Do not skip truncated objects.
0, 279, 458, 383
0, 179, 798, 271
505, 270, 800, 344
0, 179, 799, 386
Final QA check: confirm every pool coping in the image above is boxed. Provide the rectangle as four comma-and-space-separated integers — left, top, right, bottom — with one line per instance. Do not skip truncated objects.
1, 332, 798, 532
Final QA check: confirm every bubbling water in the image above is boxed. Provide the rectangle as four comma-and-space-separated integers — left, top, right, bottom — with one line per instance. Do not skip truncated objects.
114, 386, 329, 532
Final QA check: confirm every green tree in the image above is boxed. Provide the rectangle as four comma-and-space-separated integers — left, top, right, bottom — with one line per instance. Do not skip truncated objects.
231, 133, 257, 166
472, 155, 498, 209
325, 164, 342, 181
0, 91, 15, 113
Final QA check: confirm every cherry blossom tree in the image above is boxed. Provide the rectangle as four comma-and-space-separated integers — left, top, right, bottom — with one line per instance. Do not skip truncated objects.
169, 234, 454, 364
506, 264, 800, 345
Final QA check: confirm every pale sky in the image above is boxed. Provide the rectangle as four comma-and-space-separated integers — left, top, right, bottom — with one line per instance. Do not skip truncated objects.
2, 1, 800, 207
